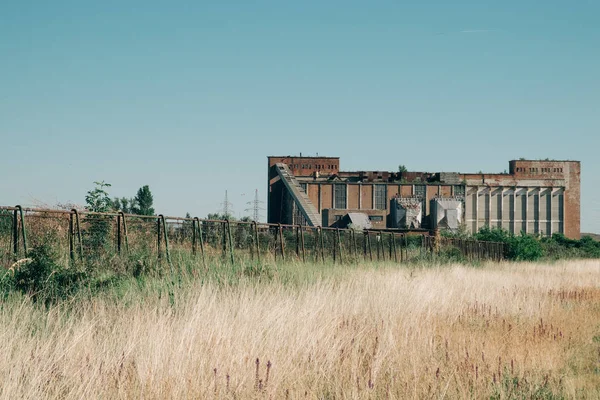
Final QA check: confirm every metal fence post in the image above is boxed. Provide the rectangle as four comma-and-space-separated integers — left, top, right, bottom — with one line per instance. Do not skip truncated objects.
316, 226, 324, 263
159, 215, 172, 269
332, 230, 337, 263
73, 209, 83, 260
193, 217, 206, 267
278, 223, 285, 261
391, 233, 398, 262
226, 219, 235, 264
222, 221, 227, 257
16, 205, 27, 255
337, 228, 343, 264
366, 231, 373, 262
192, 218, 197, 256
314, 227, 320, 263
117, 213, 122, 254
69, 211, 75, 261
295, 225, 301, 260
12, 209, 18, 257
252, 221, 260, 263
350, 229, 356, 261
122, 212, 129, 254
300, 226, 306, 263
157, 217, 162, 260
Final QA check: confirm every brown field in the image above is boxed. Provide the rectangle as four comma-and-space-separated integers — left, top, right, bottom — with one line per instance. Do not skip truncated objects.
1, 260, 600, 399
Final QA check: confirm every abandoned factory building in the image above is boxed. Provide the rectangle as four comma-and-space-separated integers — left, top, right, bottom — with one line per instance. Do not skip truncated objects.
267, 156, 581, 239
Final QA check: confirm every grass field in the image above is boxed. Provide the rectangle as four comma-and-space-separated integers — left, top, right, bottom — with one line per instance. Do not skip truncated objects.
1, 259, 600, 399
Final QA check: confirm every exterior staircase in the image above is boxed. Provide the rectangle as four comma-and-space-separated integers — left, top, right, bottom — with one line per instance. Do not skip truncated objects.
274, 163, 321, 226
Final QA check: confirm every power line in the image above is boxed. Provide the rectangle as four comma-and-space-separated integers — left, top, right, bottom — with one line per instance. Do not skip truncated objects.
245, 189, 265, 222
220, 190, 234, 219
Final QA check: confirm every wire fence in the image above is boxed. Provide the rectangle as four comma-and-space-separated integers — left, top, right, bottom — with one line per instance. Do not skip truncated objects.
0, 206, 505, 269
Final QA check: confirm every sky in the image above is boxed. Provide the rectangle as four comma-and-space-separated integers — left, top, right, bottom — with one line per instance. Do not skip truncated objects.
1, 1, 598, 232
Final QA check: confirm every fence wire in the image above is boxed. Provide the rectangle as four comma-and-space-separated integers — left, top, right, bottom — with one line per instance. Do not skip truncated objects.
0, 206, 505, 269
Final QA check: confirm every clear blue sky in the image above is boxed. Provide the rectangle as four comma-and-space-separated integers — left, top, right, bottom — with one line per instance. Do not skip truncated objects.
1, 1, 598, 232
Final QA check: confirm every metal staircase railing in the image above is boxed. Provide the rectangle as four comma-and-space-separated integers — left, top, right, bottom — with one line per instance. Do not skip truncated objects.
274, 163, 321, 226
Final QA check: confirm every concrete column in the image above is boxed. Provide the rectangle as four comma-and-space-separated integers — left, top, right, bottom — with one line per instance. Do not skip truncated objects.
549, 188, 553, 235
512, 188, 516, 235
500, 188, 504, 229
358, 183, 362, 210
537, 188, 541, 235
345, 183, 349, 210
487, 187, 492, 228
474, 187, 479, 233
524, 188, 529, 234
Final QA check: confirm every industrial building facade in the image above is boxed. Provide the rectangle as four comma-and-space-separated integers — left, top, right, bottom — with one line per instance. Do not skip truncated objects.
267, 156, 581, 239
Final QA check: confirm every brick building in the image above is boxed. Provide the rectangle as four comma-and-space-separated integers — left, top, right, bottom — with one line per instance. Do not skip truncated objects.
267, 156, 581, 239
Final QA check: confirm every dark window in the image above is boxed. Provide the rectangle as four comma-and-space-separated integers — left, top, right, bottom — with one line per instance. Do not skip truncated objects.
414, 185, 426, 198
374, 185, 387, 210
300, 183, 307, 193
454, 185, 466, 197
334, 184, 347, 209
369, 215, 384, 222
334, 215, 342, 221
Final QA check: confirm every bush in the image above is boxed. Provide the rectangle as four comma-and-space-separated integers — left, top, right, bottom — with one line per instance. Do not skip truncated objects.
509, 234, 543, 261
8, 244, 86, 303
474, 227, 543, 261
473, 227, 599, 261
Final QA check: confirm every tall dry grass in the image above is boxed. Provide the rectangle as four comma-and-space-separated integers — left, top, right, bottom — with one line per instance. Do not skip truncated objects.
1, 260, 600, 399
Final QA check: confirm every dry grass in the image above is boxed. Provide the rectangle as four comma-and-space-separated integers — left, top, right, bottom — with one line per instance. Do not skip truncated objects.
1, 260, 600, 399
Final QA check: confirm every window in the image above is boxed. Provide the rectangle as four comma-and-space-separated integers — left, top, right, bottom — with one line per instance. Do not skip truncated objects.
334, 184, 347, 209
369, 215, 384, 222
454, 185, 466, 197
334, 215, 342, 221
374, 185, 387, 210
300, 183, 307, 193
414, 185, 426, 199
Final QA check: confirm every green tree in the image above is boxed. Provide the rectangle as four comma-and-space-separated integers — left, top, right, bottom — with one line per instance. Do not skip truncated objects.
132, 185, 154, 216
180, 212, 194, 242
86, 181, 112, 213
398, 165, 408, 173
112, 197, 135, 213
84, 181, 112, 252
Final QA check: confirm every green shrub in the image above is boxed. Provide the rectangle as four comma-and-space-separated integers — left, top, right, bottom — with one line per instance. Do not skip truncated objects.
509, 234, 543, 261
9, 244, 86, 303
474, 227, 543, 261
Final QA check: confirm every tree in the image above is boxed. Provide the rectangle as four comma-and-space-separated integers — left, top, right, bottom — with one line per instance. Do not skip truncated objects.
180, 212, 194, 242
85, 181, 112, 213
112, 197, 135, 213
398, 165, 408, 173
132, 185, 155, 216
84, 181, 112, 252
